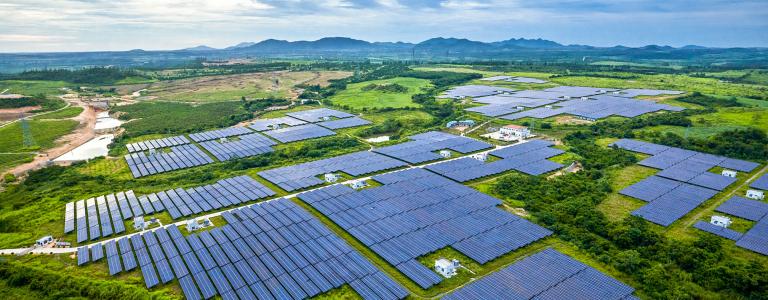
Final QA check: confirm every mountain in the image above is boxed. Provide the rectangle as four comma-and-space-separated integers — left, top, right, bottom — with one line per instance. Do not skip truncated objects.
182, 45, 217, 51
415, 38, 492, 52
681, 45, 709, 50
492, 38, 564, 49
237, 37, 377, 52
225, 42, 256, 50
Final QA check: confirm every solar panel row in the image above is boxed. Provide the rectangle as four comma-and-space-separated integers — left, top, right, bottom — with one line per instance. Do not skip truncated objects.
612, 139, 758, 172
631, 183, 717, 226
443, 248, 635, 300
198, 133, 278, 161
316, 116, 372, 130
286, 108, 355, 123
262, 123, 336, 143
66, 176, 275, 241
693, 221, 743, 241
440, 85, 515, 99
425, 140, 564, 181
706, 197, 768, 256
125, 144, 214, 178
298, 168, 551, 288
249, 116, 307, 131
258, 150, 408, 192
188, 127, 253, 142
751, 173, 768, 190
735, 216, 768, 256
715, 196, 768, 221
373, 131, 492, 164
126, 135, 190, 153
78, 198, 408, 299
501, 95, 681, 121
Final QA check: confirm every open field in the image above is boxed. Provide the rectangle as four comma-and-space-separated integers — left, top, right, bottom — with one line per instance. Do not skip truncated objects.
638, 106, 767, 138
32, 106, 83, 120
0, 80, 68, 97
330, 77, 431, 109
142, 71, 351, 103
0, 119, 78, 153
112, 101, 249, 136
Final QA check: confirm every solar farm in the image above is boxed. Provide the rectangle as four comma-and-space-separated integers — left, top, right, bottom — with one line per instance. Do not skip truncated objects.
122, 108, 371, 178
299, 168, 553, 289
425, 140, 564, 181
450, 84, 685, 120
443, 248, 636, 300
77, 198, 409, 300
372, 131, 492, 164
611, 139, 760, 226
691, 196, 768, 255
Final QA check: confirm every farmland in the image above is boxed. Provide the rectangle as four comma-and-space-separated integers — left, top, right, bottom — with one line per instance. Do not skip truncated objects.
330, 77, 432, 109
141, 71, 351, 103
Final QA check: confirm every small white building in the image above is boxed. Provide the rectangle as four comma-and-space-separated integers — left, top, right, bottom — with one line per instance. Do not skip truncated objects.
434, 258, 460, 278
134, 216, 148, 231
580, 96, 589, 100
439, 150, 452, 158
746, 189, 765, 200
471, 153, 488, 162
499, 125, 531, 139
187, 218, 211, 232
35, 236, 53, 247
268, 124, 281, 130
324, 173, 340, 183
710, 215, 732, 228
350, 180, 368, 190
721, 169, 737, 178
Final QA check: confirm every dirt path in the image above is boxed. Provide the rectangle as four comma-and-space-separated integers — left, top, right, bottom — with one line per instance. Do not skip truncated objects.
6, 97, 98, 177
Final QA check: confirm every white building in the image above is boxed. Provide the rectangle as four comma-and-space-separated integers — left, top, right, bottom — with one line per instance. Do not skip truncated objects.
746, 189, 765, 200
471, 153, 488, 162
710, 215, 732, 228
499, 125, 531, 139
434, 258, 460, 278
35, 236, 53, 247
350, 180, 368, 190
439, 150, 452, 158
187, 219, 201, 232
721, 170, 737, 178
324, 173, 340, 183
134, 216, 148, 231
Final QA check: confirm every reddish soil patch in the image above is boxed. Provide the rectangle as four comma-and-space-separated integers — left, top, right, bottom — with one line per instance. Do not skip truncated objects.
0, 106, 41, 122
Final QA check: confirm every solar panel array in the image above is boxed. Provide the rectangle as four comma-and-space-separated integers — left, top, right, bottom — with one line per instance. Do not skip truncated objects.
65, 176, 275, 241
126, 136, 190, 153
543, 86, 618, 98
465, 104, 523, 117
501, 95, 682, 121
613, 89, 684, 98
188, 127, 253, 142
704, 196, 768, 256
716, 196, 768, 222
198, 133, 277, 161
299, 168, 552, 289
125, 144, 214, 178
258, 151, 407, 192
610, 139, 763, 226
472, 95, 560, 106
509, 77, 547, 84
249, 116, 307, 131
316, 116, 372, 129
262, 123, 336, 143
693, 221, 743, 241
751, 173, 768, 190
425, 140, 564, 181
479, 75, 512, 81
440, 85, 515, 99
373, 131, 492, 164
443, 248, 635, 300
286, 108, 355, 123
77, 198, 408, 300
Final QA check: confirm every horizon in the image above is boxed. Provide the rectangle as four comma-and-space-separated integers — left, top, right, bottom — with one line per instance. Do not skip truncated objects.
1, 0, 767, 53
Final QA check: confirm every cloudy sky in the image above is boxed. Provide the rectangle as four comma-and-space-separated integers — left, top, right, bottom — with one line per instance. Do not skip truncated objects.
1, 0, 766, 52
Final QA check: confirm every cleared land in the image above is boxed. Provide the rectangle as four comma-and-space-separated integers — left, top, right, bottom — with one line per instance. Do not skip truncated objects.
142, 71, 350, 103
639, 107, 767, 138
330, 77, 432, 109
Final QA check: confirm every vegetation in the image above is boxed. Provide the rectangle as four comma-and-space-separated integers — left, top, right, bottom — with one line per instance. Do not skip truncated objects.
33, 106, 83, 120
329, 77, 431, 110
0, 119, 78, 152
3, 67, 145, 85
112, 101, 250, 138
0, 95, 65, 112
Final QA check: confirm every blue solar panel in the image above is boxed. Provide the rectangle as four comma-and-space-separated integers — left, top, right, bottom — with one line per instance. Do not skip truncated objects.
139, 263, 160, 288
193, 271, 218, 299
178, 275, 202, 300
735, 217, 768, 255
632, 183, 717, 226
372, 131, 492, 164
317, 116, 372, 129
90, 243, 104, 261
693, 221, 743, 241
716, 196, 768, 221
286, 108, 355, 123
751, 173, 768, 190
263, 123, 336, 143
124, 144, 214, 178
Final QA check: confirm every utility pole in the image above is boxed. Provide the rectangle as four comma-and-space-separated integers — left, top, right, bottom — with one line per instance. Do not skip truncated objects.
20, 114, 35, 148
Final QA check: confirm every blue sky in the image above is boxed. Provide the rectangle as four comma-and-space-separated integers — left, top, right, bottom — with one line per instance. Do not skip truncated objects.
0, 0, 766, 52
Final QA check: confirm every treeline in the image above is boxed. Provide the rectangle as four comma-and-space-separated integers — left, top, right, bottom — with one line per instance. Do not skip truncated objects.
4, 67, 142, 84
644, 128, 768, 160
0, 260, 175, 299
491, 137, 768, 299
112, 101, 251, 138
361, 83, 408, 93
0, 94, 65, 112
676, 92, 742, 107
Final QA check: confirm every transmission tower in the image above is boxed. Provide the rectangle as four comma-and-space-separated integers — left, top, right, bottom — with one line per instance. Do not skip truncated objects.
20, 115, 35, 148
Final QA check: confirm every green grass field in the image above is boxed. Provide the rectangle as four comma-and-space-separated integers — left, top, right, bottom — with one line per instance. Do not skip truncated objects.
0, 119, 78, 153
0, 80, 69, 96
33, 106, 83, 120
329, 77, 432, 109
0, 153, 33, 173
638, 107, 768, 138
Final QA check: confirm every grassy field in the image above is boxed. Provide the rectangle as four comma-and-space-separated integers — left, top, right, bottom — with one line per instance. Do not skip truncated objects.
143, 71, 350, 103
0, 119, 78, 153
598, 165, 659, 221
0, 80, 68, 96
0, 153, 33, 173
112, 101, 249, 136
638, 106, 768, 138
329, 77, 432, 109
33, 106, 83, 120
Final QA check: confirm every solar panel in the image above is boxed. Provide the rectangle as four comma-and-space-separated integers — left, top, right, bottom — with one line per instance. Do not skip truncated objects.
372, 131, 492, 164
316, 116, 372, 129
188, 126, 253, 142
498, 94, 682, 121
751, 173, 768, 190
198, 133, 277, 161
735, 217, 768, 255
262, 123, 336, 143
249, 116, 307, 131
716, 196, 768, 221
286, 108, 355, 123
440, 85, 515, 99
693, 221, 743, 241
124, 144, 214, 178
126, 135, 190, 153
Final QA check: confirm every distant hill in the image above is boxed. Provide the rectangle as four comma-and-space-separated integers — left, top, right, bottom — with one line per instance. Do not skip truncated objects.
224, 42, 256, 50
181, 45, 217, 51
492, 38, 564, 49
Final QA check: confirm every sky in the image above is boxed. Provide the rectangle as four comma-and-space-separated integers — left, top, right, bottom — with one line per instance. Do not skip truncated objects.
0, 0, 767, 52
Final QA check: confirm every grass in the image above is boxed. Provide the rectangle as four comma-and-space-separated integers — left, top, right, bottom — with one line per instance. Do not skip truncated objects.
112, 101, 249, 136
598, 165, 658, 221
0, 80, 69, 96
0, 119, 78, 153
33, 106, 83, 120
329, 77, 432, 109
638, 106, 768, 138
